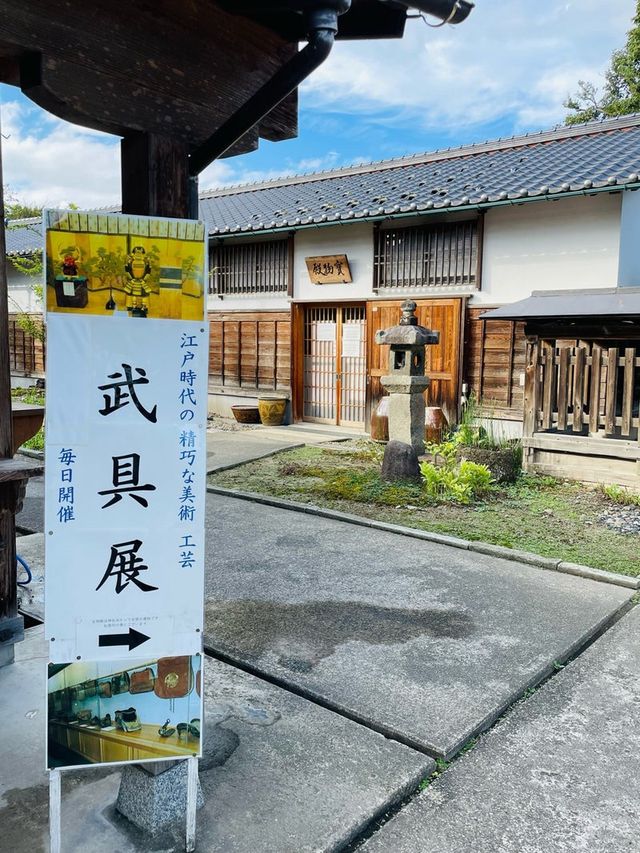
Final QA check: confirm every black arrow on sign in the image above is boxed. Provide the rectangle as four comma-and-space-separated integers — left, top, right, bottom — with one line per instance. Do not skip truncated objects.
98, 628, 150, 651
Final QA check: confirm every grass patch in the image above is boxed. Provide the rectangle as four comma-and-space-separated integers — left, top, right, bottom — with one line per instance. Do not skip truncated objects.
601, 484, 640, 507
209, 441, 640, 577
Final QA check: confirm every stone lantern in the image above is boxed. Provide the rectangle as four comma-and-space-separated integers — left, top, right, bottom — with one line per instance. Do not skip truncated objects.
375, 299, 439, 455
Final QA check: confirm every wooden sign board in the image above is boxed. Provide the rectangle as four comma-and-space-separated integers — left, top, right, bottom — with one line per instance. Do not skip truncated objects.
306, 255, 352, 284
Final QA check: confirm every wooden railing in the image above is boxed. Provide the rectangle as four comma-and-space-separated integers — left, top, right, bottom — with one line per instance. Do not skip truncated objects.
524, 341, 640, 440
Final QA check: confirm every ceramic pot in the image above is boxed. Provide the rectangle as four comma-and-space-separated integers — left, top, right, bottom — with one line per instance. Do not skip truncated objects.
231, 405, 261, 424
370, 397, 389, 441
424, 406, 448, 445
258, 396, 287, 426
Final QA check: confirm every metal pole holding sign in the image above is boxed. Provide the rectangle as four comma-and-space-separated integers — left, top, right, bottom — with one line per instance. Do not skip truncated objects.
49, 769, 61, 853
44, 210, 208, 845
186, 755, 199, 851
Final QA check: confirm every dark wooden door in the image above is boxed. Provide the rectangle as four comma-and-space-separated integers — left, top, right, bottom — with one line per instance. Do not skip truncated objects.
367, 297, 463, 426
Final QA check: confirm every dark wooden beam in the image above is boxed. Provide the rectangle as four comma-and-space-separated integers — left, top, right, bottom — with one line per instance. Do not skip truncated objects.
219, 0, 407, 41
525, 318, 640, 341
0, 120, 18, 655
257, 91, 298, 144
121, 134, 191, 219
0, 128, 13, 462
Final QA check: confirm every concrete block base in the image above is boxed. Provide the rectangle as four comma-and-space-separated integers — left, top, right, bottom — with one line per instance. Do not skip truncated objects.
0, 642, 15, 667
116, 760, 203, 834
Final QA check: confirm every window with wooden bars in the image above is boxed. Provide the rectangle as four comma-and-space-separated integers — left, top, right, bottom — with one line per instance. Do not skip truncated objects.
210, 238, 290, 295
374, 220, 478, 291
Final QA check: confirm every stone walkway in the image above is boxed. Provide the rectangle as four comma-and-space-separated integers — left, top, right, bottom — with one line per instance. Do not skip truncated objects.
1, 626, 432, 853
361, 605, 640, 853
5, 426, 640, 851
204, 493, 631, 759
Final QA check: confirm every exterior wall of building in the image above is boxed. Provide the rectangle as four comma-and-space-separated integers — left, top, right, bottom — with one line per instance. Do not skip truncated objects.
618, 189, 640, 287
6, 261, 43, 313
474, 192, 622, 306
293, 222, 374, 302
207, 309, 292, 419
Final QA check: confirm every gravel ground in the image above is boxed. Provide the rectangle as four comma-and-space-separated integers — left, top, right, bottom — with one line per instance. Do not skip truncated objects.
598, 504, 640, 535
207, 413, 261, 432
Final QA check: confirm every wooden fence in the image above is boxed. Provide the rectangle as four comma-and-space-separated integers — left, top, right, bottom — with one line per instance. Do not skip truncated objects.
523, 339, 640, 486
525, 342, 640, 439
8, 314, 45, 376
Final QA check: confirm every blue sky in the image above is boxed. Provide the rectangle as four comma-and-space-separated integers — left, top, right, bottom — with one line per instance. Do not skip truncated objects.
0, 0, 635, 207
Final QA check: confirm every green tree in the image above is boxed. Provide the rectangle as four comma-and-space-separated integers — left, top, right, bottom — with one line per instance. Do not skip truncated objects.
5, 199, 42, 220
565, 1, 640, 125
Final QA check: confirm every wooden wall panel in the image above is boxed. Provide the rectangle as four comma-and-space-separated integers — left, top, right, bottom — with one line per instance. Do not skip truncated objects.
367, 298, 463, 426
464, 307, 526, 418
208, 310, 290, 392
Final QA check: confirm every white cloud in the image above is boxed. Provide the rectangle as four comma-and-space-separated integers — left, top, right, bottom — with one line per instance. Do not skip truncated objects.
1, 99, 121, 208
1, 96, 356, 204
303, 0, 633, 132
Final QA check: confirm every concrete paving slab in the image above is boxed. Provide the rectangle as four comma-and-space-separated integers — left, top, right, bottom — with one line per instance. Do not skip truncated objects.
205, 422, 364, 472
206, 430, 305, 473
1, 638, 432, 853
193, 658, 432, 853
361, 605, 640, 853
204, 494, 633, 760
0, 624, 48, 807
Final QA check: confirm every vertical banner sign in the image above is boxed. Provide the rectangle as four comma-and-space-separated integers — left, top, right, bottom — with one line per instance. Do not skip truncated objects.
44, 211, 207, 769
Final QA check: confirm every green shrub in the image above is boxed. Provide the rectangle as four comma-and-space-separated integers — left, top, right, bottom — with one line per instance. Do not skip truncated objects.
425, 394, 522, 484
419, 459, 494, 504
11, 386, 45, 406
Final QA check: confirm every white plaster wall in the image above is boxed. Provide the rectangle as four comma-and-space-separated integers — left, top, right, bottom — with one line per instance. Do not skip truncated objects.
293, 222, 374, 301
474, 193, 622, 306
207, 292, 290, 312
6, 262, 43, 313
617, 189, 640, 287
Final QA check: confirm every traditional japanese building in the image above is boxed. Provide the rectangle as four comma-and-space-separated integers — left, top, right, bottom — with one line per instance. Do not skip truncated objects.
199, 113, 640, 438
7, 114, 640, 455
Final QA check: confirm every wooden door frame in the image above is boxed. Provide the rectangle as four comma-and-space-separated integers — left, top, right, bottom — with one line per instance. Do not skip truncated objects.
291, 301, 367, 425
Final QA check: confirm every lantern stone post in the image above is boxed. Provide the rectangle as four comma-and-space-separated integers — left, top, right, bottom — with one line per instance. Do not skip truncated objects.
375, 299, 439, 456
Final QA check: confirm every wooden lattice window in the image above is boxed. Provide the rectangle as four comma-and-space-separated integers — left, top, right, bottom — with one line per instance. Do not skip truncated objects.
210, 238, 290, 295
374, 220, 478, 291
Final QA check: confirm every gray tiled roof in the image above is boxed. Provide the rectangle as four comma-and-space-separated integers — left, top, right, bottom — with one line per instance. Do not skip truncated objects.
199, 114, 640, 236
6, 114, 640, 256
5, 218, 43, 257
